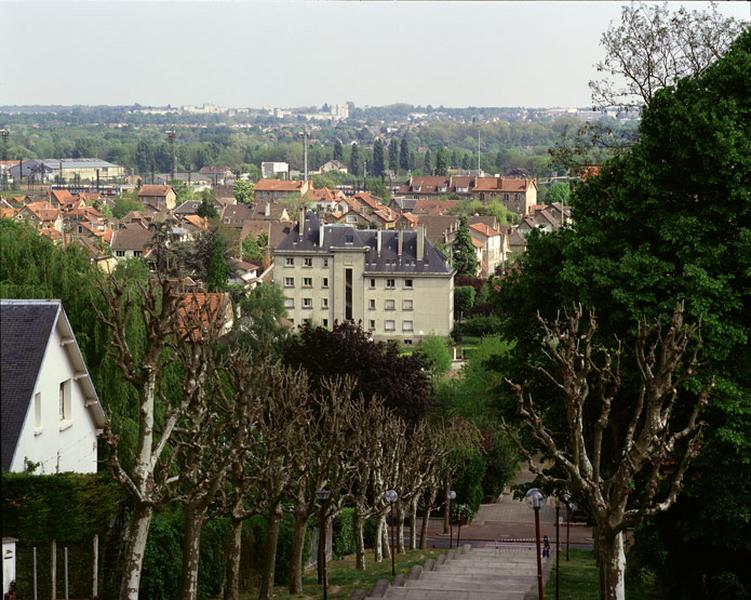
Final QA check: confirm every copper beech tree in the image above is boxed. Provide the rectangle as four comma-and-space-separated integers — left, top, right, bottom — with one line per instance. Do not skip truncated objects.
506, 304, 708, 600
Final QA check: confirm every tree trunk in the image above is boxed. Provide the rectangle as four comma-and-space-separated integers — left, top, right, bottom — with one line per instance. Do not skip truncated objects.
381, 514, 391, 561
181, 503, 206, 600
374, 513, 384, 562
396, 502, 405, 554
258, 506, 282, 600
223, 518, 243, 600
119, 502, 154, 600
353, 510, 366, 570
419, 499, 433, 550
597, 530, 626, 600
288, 510, 308, 594
409, 497, 418, 550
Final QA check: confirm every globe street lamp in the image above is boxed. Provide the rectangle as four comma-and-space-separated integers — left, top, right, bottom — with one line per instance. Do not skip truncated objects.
316, 488, 332, 600
384, 489, 398, 576
447, 490, 457, 548
525, 487, 545, 600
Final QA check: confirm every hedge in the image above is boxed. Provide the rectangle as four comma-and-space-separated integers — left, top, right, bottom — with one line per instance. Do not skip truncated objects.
332, 508, 355, 558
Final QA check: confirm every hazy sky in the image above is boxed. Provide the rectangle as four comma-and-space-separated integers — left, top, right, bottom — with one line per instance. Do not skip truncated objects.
1, 1, 748, 108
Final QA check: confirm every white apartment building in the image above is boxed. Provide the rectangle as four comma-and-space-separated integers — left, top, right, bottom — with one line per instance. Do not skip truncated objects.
274, 212, 454, 344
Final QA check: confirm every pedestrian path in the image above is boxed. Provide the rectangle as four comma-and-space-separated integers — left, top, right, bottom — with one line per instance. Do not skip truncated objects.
367, 546, 546, 600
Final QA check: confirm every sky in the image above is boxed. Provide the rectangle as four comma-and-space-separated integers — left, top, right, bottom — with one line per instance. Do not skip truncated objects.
1, 1, 749, 108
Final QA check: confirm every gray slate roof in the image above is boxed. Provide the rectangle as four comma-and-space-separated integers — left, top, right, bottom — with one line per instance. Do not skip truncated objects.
1, 301, 58, 471
277, 213, 452, 275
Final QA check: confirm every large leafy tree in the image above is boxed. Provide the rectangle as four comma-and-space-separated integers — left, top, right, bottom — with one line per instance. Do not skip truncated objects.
435, 147, 448, 176
282, 321, 433, 423
494, 30, 751, 596
388, 137, 399, 174
333, 138, 343, 162
399, 136, 410, 172
348, 142, 360, 177
452, 217, 477, 277
372, 139, 385, 177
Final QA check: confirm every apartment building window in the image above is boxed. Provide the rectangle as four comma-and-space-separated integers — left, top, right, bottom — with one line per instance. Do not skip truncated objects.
284, 277, 294, 288
322, 277, 329, 288
322, 258, 329, 267
284, 298, 294, 309
285, 257, 295, 266
403, 320, 414, 332
345, 269, 353, 320
403, 299, 413, 311
34, 392, 42, 430
369, 320, 376, 331
303, 318, 312, 325
303, 298, 313, 309
384, 299, 396, 311
116, 250, 125, 257
133, 251, 142, 257
369, 278, 376, 289
369, 299, 376, 310
323, 319, 329, 328
58, 380, 71, 421
386, 279, 395, 289
303, 257, 313, 267
404, 279, 414, 289
403, 339, 413, 346
321, 298, 329, 309
303, 277, 313, 287
385, 320, 396, 332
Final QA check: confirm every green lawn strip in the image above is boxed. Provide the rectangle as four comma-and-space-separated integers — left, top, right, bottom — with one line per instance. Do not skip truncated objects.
240, 548, 445, 600
550, 549, 662, 600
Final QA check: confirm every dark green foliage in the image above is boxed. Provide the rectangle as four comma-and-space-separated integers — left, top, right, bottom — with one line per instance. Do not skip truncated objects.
372, 139, 385, 177
423, 148, 432, 175
332, 508, 355, 559
454, 285, 476, 319
388, 138, 399, 174
349, 142, 360, 177
435, 147, 448, 176
481, 431, 520, 501
540, 181, 570, 205
135, 140, 154, 174
399, 136, 410, 172
112, 192, 144, 219
243, 514, 313, 586
196, 195, 217, 218
450, 448, 485, 513
416, 335, 452, 376
283, 321, 433, 422
333, 138, 344, 162
452, 217, 477, 277
452, 314, 505, 338
140, 510, 183, 600
189, 225, 232, 292
232, 282, 289, 356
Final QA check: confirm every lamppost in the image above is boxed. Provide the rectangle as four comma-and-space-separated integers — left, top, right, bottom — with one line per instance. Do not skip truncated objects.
447, 490, 457, 548
555, 497, 561, 600
562, 493, 572, 562
525, 487, 545, 600
384, 489, 398, 577
316, 488, 332, 600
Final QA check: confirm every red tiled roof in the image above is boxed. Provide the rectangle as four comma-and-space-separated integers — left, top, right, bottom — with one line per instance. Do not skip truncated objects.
472, 177, 529, 192
177, 292, 232, 339
40, 227, 62, 241
255, 179, 305, 192
352, 192, 383, 210
183, 214, 207, 230
50, 189, 76, 206
412, 199, 458, 215
469, 222, 501, 237
138, 185, 173, 197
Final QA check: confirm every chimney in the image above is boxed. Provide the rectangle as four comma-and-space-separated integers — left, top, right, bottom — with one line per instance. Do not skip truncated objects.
319, 220, 325, 247
377, 229, 382, 257
397, 228, 403, 257
298, 208, 306, 241
264, 201, 271, 217
417, 224, 425, 262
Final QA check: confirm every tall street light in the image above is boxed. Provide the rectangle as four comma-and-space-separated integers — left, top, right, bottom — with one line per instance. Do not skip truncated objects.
384, 489, 398, 577
447, 490, 457, 549
526, 487, 545, 600
316, 488, 331, 600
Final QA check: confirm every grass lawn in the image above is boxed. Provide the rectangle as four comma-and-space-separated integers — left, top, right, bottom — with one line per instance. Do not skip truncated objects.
551, 549, 662, 600
239, 548, 445, 600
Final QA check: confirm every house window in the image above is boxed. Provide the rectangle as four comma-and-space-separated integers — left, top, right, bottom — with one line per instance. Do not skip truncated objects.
369, 299, 376, 310
321, 298, 329, 309
386, 279, 395, 289
403, 299, 413, 311
385, 320, 396, 332
284, 277, 294, 288
58, 380, 71, 421
323, 319, 329, 328
133, 250, 142, 257
303, 277, 313, 287
322, 277, 329, 288
303, 257, 313, 267
384, 299, 396, 311
370, 278, 376, 288
116, 250, 125, 257
322, 258, 329, 267
404, 339, 413, 346
404, 279, 413, 289
284, 298, 294, 309
403, 320, 414, 332
303, 298, 313, 309
285, 257, 295, 267
369, 320, 376, 331
34, 392, 42, 429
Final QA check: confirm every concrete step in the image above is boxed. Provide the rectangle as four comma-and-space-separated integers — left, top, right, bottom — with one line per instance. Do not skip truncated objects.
373, 588, 527, 600
405, 579, 531, 593
419, 572, 535, 585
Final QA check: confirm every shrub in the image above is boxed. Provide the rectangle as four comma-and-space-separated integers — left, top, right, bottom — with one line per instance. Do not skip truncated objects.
417, 335, 452, 375
332, 508, 355, 558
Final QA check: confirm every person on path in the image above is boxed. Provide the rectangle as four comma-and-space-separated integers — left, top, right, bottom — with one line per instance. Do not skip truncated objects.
542, 535, 551, 558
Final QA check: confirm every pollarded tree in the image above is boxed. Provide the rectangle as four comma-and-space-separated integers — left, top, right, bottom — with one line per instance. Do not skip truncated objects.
506, 305, 708, 600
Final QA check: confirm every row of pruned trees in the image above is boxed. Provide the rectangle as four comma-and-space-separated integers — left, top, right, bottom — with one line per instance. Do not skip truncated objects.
98, 269, 481, 600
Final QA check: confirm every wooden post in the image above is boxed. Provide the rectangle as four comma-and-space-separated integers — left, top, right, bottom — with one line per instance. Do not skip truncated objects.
93, 534, 99, 599
33, 546, 38, 600
555, 504, 560, 600
64, 546, 69, 600
51, 540, 57, 600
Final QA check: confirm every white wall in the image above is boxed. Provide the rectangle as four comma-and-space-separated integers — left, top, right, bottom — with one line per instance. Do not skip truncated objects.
9, 321, 99, 474
3, 539, 16, 594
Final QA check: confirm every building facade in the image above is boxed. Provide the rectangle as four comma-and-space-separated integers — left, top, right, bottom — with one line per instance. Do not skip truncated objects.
274, 213, 454, 344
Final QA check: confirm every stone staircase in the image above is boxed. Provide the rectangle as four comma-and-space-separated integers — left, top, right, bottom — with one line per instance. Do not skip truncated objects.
364, 545, 546, 600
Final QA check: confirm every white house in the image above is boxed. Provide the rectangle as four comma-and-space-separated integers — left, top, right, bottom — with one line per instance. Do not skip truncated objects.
0, 300, 106, 474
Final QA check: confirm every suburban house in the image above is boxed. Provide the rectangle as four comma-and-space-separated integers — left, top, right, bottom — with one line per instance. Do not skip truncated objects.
0, 300, 106, 474
221, 203, 255, 228
111, 222, 155, 262
469, 221, 507, 277
177, 292, 234, 338
50, 189, 85, 211
260, 161, 290, 179
274, 211, 454, 344
517, 206, 566, 235
319, 160, 348, 174
15, 201, 63, 232
138, 184, 177, 211
253, 179, 311, 204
